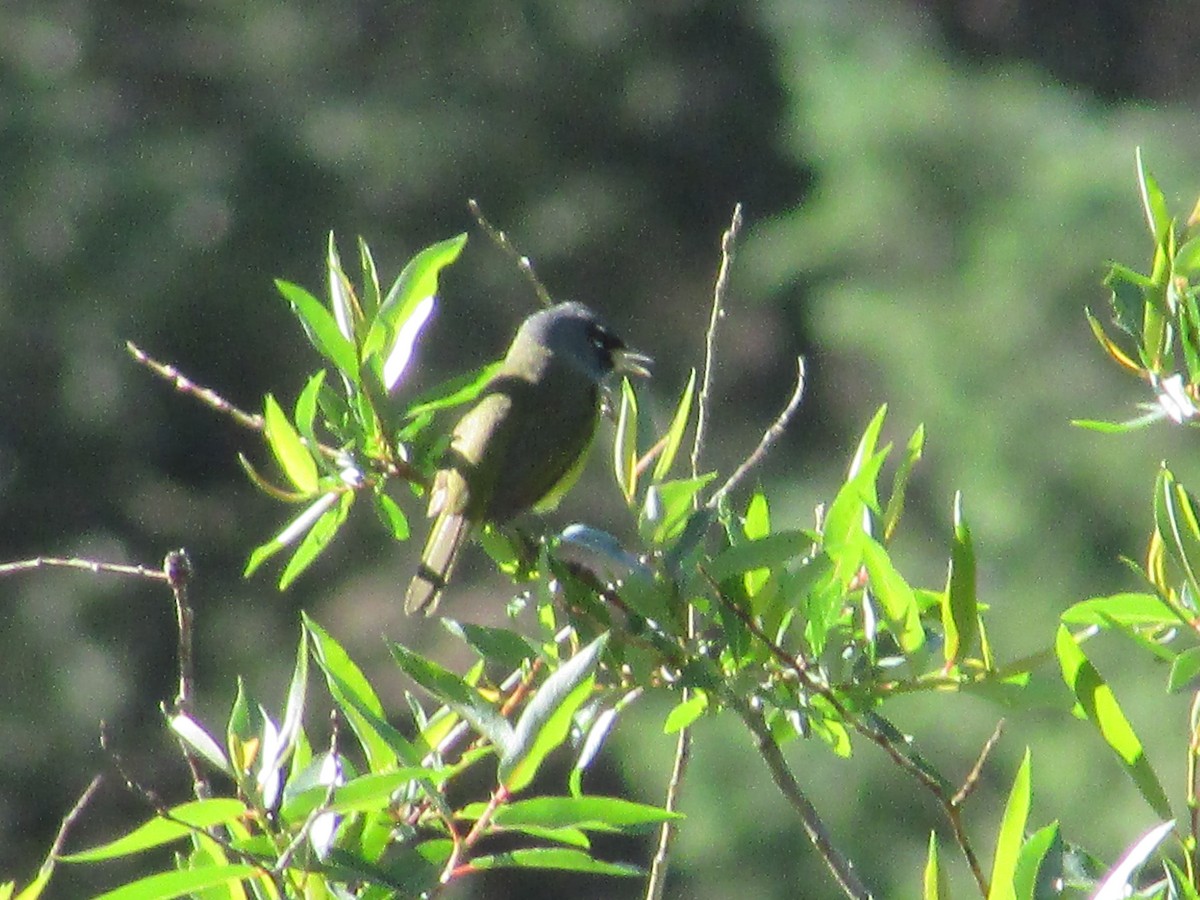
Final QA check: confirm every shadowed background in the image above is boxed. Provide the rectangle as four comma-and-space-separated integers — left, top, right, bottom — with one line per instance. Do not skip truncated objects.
3, 0, 1200, 896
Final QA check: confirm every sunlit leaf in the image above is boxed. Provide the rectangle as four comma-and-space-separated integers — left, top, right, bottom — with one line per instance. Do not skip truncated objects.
987, 747, 1031, 899
275, 279, 359, 379
278, 491, 352, 589
1055, 625, 1171, 819
614, 378, 639, 506
469, 847, 640, 876
263, 394, 319, 494
652, 369, 696, 482
502, 634, 608, 794
63, 800, 248, 862
942, 492, 978, 670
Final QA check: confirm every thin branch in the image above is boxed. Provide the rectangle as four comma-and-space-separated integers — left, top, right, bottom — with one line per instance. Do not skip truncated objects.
730, 694, 873, 899
689, 202, 743, 485
698, 564, 989, 896
45, 775, 103, 864
162, 548, 210, 800
0, 555, 168, 580
467, 199, 554, 308
648, 203, 743, 900
953, 720, 1004, 808
127, 341, 263, 431
708, 357, 806, 508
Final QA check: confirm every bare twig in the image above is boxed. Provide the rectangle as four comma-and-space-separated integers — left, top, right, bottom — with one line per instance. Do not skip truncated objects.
731, 694, 873, 899
953, 720, 1004, 808
467, 199, 554, 308
648, 203, 743, 900
0, 556, 168, 580
689, 202, 743, 485
708, 357, 806, 509
127, 341, 263, 431
45, 775, 103, 864
161, 548, 211, 800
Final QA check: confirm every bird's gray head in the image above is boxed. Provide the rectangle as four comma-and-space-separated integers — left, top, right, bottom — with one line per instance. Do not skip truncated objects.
516, 302, 651, 383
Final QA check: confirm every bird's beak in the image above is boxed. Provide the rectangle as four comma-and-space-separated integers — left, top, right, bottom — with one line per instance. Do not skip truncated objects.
613, 347, 653, 378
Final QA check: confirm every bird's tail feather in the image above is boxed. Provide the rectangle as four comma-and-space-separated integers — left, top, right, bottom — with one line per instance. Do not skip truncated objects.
405, 512, 470, 615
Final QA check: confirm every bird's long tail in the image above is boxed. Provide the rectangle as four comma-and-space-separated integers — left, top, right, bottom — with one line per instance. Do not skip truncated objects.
405, 511, 470, 615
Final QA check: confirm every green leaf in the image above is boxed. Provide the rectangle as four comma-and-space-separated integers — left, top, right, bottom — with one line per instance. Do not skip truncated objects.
263, 394, 319, 494
442, 619, 536, 669
306, 614, 406, 770
1169, 647, 1200, 693
502, 634, 608, 794
327, 232, 358, 342
373, 489, 410, 541
1154, 466, 1200, 603
1136, 147, 1172, 244
469, 847, 640, 876
275, 279, 359, 379
1055, 625, 1171, 819
278, 491, 353, 589
1013, 822, 1062, 900
1060, 592, 1177, 628
644, 474, 717, 546
883, 423, 924, 543
942, 492, 978, 669
89, 864, 262, 900
357, 236, 382, 319
404, 361, 502, 418
823, 445, 888, 583
390, 641, 514, 752
243, 491, 339, 578
63, 800, 248, 862
293, 369, 328, 451
280, 767, 449, 822
614, 378, 639, 505
364, 233, 467, 364
652, 369, 696, 482
987, 748, 1031, 900
663, 693, 708, 733
742, 491, 770, 597
484, 796, 683, 831
1176, 236, 1200, 279
923, 832, 945, 900
862, 537, 924, 653
706, 530, 811, 583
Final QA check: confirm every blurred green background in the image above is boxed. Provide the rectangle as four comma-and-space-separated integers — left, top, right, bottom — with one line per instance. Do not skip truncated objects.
4, 0, 1200, 896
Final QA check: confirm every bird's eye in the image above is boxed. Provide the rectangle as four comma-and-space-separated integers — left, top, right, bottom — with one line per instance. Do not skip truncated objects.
587, 324, 623, 353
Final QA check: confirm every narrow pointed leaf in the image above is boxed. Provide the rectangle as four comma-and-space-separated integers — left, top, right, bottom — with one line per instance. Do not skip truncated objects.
63, 800, 248, 861
1055, 626, 1171, 819
862, 537, 924, 653
652, 369, 696, 482
988, 748, 1031, 900
275, 279, 359, 378
614, 379, 638, 505
923, 832, 944, 900
390, 642, 513, 751
263, 395, 318, 494
942, 492, 978, 669
469, 847, 640, 876
502, 634, 608, 793
883, 424, 924, 543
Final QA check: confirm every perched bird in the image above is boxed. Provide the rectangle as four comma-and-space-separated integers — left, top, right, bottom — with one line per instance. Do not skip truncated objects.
404, 302, 651, 614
